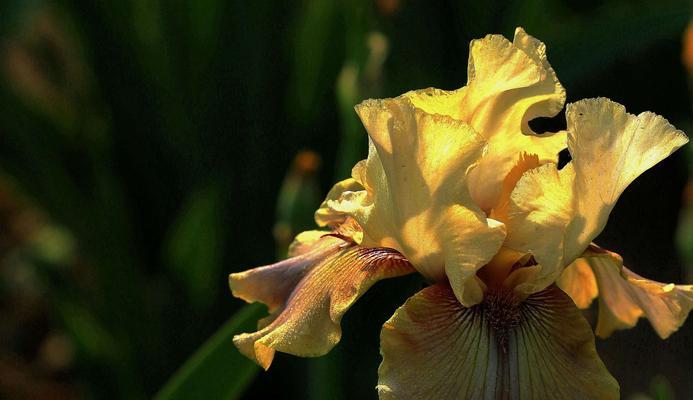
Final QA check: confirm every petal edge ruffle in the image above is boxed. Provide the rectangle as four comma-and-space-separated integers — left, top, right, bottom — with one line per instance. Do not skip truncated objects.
506, 98, 688, 294
352, 98, 506, 306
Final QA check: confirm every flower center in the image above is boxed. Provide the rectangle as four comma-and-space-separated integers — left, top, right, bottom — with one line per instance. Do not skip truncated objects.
480, 289, 521, 353
477, 247, 536, 290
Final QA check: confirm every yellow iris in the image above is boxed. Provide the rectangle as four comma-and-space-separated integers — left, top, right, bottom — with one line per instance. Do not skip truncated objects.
229, 27, 692, 399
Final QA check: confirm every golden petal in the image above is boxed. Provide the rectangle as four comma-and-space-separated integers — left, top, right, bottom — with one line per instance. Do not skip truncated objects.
489, 152, 540, 222
378, 283, 618, 399
582, 247, 693, 339
464, 27, 567, 211
557, 257, 599, 309
229, 236, 413, 369
314, 178, 364, 228
352, 98, 505, 305
400, 86, 467, 119
287, 230, 328, 257
506, 98, 688, 293
401, 28, 567, 211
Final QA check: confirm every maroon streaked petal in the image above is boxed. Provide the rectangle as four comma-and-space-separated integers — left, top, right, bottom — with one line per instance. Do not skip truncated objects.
378, 283, 618, 399
229, 236, 414, 369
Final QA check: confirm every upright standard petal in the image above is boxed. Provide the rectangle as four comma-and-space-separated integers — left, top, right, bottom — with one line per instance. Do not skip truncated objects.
403, 27, 567, 211
349, 97, 505, 306
580, 247, 693, 339
505, 98, 688, 295
229, 235, 413, 369
378, 284, 618, 400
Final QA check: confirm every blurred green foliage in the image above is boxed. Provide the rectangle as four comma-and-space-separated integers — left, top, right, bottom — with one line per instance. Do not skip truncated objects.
0, 0, 691, 399
154, 303, 265, 400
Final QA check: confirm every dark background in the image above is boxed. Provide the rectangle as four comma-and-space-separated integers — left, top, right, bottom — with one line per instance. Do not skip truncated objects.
0, 0, 691, 399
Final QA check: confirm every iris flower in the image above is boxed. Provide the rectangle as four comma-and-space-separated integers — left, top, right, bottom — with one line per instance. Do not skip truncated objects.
230, 28, 693, 399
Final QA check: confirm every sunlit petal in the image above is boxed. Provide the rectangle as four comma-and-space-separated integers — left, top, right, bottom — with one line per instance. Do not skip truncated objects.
378, 283, 618, 399
314, 177, 364, 228
506, 98, 688, 294
557, 257, 599, 309
352, 98, 505, 305
581, 247, 693, 339
489, 152, 540, 222
402, 28, 567, 211
287, 230, 329, 257
229, 235, 413, 369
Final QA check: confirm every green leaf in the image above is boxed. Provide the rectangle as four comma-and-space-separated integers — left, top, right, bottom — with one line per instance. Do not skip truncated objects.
164, 185, 224, 308
651, 375, 675, 400
307, 348, 343, 400
187, 0, 223, 72
56, 297, 119, 362
154, 303, 265, 400
288, 0, 339, 120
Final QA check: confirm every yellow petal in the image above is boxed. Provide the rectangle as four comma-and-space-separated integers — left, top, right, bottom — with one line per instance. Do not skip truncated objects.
400, 86, 467, 119
567, 99, 687, 255
506, 98, 688, 294
402, 28, 567, 211
581, 247, 693, 339
503, 163, 575, 295
557, 257, 599, 309
378, 283, 618, 399
314, 177, 364, 228
489, 152, 540, 222
465, 28, 567, 211
287, 230, 328, 257
229, 235, 413, 369
352, 97, 505, 306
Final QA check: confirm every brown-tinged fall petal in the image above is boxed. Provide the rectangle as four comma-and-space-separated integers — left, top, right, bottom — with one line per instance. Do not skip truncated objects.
580, 247, 693, 339
505, 98, 688, 295
377, 283, 618, 399
229, 235, 413, 369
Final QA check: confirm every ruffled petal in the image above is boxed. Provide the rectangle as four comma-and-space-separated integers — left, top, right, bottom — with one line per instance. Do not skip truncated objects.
464, 28, 567, 211
402, 28, 567, 211
378, 283, 618, 399
557, 257, 599, 309
351, 98, 505, 306
581, 247, 693, 339
314, 178, 364, 228
489, 152, 540, 222
505, 98, 688, 294
229, 235, 414, 369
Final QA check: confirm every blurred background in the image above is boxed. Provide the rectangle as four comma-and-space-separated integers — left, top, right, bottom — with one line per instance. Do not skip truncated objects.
0, 0, 692, 399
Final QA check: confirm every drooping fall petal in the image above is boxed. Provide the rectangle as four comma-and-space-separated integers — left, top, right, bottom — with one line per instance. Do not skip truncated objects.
402, 27, 567, 211
505, 98, 688, 295
378, 283, 618, 400
580, 247, 693, 339
229, 235, 413, 369
557, 257, 599, 309
344, 97, 505, 306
